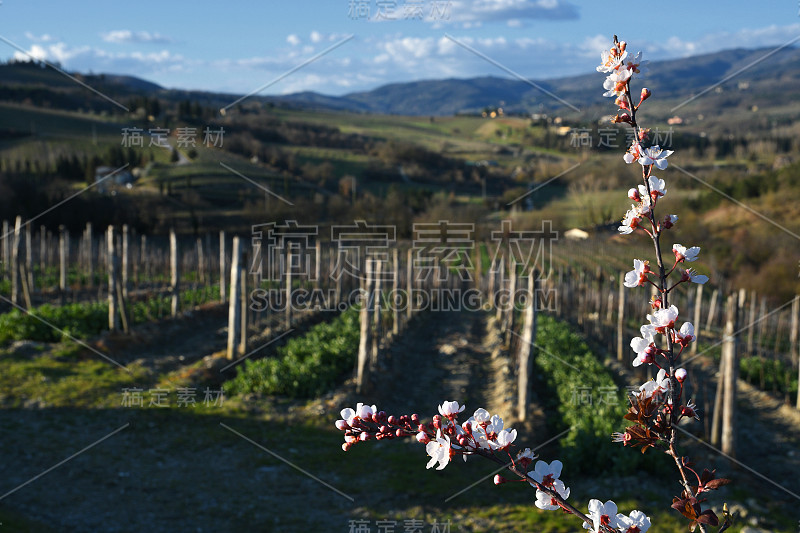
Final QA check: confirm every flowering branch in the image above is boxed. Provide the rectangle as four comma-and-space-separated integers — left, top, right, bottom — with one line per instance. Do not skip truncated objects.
335, 35, 732, 533
336, 402, 649, 532
604, 35, 731, 532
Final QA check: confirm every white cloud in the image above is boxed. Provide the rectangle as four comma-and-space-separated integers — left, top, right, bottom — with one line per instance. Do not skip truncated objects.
12, 41, 187, 78
447, 0, 579, 23
101, 30, 172, 44
10, 20, 800, 99
583, 24, 800, 64
24, 32, 56, 43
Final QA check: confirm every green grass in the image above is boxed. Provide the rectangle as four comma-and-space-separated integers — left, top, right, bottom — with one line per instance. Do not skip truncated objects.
0, 346, 148, 407
0, 285, 220, 345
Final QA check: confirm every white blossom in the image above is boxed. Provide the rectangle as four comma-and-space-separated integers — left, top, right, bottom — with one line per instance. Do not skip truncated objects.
672, 244, 700, 262
535, 479, 570, 511
624, 259, 650, 288
638, 145, 673, 170
425, 430, 451, 470
584, 499, 621, 532
616, 509, 651, 533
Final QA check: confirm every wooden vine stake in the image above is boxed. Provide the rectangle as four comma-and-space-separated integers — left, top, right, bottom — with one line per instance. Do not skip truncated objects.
226, 236, 242, 360
517, 269, 538, 422
356, 258, 373, 395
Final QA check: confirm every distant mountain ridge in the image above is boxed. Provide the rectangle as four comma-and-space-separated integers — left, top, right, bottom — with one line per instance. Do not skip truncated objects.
2, 45, 799, 116
271, 46, 800, 115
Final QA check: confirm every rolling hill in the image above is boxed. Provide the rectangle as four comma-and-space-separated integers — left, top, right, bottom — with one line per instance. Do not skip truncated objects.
2, 45, 800, 117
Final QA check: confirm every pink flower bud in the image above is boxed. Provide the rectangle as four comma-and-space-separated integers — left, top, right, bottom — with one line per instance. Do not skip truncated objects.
628, 188, 641, 202
416, 431, 430, 444
342, 442, 352, 452
640, 87, 651, 103
335, 420, 349, 431
410, 414, 420, 424
432, 415, 442, 429
395, 429, 405, 438
379, 425, 389, 434
641, 344, 657, 365
494, 474, 507, 485
359, 432, 370, 441
675, 368, 687, 383
613, 113, 632, 124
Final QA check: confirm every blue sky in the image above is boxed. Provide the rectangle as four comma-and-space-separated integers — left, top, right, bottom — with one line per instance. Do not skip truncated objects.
2, 0, 799, 96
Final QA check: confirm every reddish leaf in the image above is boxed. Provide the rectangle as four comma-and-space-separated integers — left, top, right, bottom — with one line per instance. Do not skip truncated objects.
696, 510, 719, 526
704, 478, 731, 490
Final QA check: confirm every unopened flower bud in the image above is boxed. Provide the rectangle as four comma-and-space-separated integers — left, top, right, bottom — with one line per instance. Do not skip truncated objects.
410, 414, 420, 424
395, 429, 405, 438
493, 474, 507, 485
432, 415, 442, 429
628, 188, 641, 202
416, 431, 430, 444
675, 368, 687, 383
613, 113, 632, 124
360, 432, 371, 441
335, 420, 349, 431
642, 345, 657, 365
380, 425, 389, 434
342, 442, 352, 452
387, 415, 397, 425
640, 88, 651, 104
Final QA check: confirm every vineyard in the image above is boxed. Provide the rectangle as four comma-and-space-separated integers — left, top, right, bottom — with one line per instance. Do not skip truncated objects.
0, 218, 798, 531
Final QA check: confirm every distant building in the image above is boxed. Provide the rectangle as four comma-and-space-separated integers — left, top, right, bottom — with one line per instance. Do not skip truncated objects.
564, 228, 589, 241
95, 166, 135, 193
